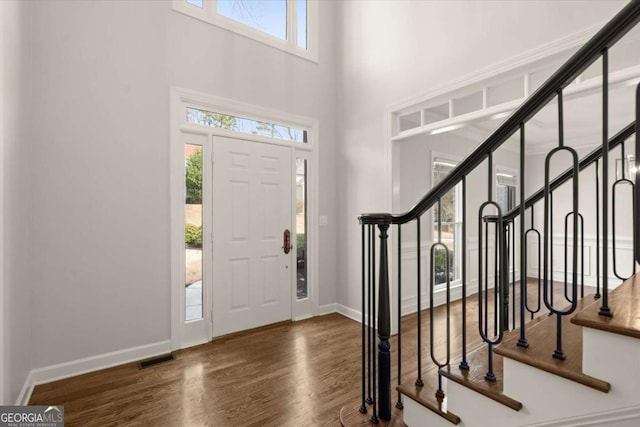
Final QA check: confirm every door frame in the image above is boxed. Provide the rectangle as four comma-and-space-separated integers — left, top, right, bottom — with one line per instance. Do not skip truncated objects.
170, 87, 319, 350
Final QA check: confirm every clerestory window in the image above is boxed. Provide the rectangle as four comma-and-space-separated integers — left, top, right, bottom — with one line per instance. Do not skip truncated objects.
173, 0, 317, 62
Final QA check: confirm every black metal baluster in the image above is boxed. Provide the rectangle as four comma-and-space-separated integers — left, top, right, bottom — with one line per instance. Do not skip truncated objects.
478, 152, 504, 382
543, 89, 579, 359
415, 217, 424, 388
367, 225, 373, 405
511, 218, 516, 330
550, 191, 554, 311
580, 212, 585, 299
494, 215, 499, 336
371, 224, 378, 423
518, 123, 529, 347
460, 176, 470, 369
636, 82, 640, 267
360, 224, 367, 414
430, 198, 451, 401
485, 210, 489, 338
563, 212, 584, 303
595, 160, 601, 299
377, 222, 392, 421
396, 224, 403, 410
612, 139, 636, 281
600, 48, 613, 317
524, 206, 542, 321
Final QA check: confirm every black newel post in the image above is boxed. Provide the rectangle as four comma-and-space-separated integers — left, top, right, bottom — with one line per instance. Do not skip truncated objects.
377, 222, 392, 421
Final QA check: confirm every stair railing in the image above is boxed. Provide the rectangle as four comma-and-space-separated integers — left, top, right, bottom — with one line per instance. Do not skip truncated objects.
356, 1, 640, 422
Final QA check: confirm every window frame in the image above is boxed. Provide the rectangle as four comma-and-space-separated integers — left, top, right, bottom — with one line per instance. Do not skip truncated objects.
172, 0, 319, 63
430, 154, 464, 288
495, 168, 518, 213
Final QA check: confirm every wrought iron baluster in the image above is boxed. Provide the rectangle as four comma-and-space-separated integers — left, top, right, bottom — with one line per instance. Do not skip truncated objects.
396, 224, 403, 410
636, 82, 640, 267
612, 139, 636, 281
360, 224, 367, 414
511, 218, 516, 330
460, 176, 470, 369
484, 210, 489, 338
371, 224, 378, 422
600, 48, 613, 318
524, 206, 542, 321
563, 212, 584, 303
367, 225, 373, 405
430, 198, 451, 401
543, 89, 580, 360
478, 152, 504, 382
518, 123, 530, 346
494, 213, 499, 336
415, 217, 424, 388
595, 160, 601, 299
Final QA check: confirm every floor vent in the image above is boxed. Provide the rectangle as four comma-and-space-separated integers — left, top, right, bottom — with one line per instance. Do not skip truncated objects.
138, 354, 175, 369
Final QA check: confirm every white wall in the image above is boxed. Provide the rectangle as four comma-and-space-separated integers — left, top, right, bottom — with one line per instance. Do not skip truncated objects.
2, 0, 34, 403
336, 0, 629, 314
26, 0, 338, 370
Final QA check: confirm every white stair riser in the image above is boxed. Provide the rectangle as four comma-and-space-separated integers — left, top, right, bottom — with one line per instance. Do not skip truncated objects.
503, 358, 631, 421
582, 328, 640, 397
402, 395, 452, 427
446, 379, 520, 427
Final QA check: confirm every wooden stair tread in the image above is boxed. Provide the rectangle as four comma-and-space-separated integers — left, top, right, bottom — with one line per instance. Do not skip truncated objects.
397, 368, 461, 425
440, 344, 522, 411
571, 274, 640, 339
340, 405, 406, 427
496, 294, 610, 393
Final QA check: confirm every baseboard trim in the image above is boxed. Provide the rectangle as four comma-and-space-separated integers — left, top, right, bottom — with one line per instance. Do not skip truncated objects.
524, 404, 640, 427
18, 340, 171, 405
16, 371, 34, 406
318, 303, 337, 316
336, 303, 361, 323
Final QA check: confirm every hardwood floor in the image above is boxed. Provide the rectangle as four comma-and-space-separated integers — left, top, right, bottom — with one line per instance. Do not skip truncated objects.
30, 281, 585, 426
31, 314, 365, 426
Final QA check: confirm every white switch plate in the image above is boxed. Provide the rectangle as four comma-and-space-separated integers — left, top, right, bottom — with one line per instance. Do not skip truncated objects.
319, 216, 328, 226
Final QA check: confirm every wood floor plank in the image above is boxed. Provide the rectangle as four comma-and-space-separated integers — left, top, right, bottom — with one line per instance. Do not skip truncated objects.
31, 314, 364, 426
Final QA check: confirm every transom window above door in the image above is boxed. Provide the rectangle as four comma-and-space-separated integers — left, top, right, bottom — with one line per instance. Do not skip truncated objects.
186, 107, 309, 143
173, 0, 318, 62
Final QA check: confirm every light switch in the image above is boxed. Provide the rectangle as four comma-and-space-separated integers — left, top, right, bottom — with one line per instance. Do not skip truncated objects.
319, 216, 328, 226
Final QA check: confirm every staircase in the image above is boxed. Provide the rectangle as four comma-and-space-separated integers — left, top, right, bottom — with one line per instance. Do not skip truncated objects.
340, 1, 640, 425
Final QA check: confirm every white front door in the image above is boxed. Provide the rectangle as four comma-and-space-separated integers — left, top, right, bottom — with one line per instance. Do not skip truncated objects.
212, 136, 293, 337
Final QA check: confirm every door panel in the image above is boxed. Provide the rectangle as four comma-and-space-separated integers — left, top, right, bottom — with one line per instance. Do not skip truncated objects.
213, 136, 292, 337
